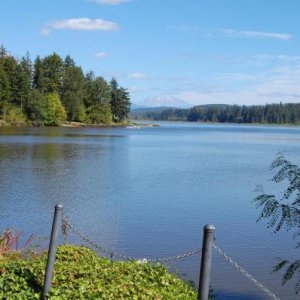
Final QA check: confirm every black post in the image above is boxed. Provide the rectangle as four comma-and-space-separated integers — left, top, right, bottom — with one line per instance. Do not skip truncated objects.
198, 224, 215, 300
42, 204, 63, 299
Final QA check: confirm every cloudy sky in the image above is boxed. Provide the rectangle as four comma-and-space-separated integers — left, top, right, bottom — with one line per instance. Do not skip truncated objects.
1, 0, 300, 107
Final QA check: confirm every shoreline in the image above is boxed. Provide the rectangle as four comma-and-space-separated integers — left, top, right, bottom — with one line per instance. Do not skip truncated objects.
0, 120, 160, 128
3, 118, 299, 128
131, 119, 300, 127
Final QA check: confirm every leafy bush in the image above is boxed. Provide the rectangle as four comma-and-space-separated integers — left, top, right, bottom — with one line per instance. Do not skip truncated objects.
0, 245, 197, 299
25, 91, 66, 126
43, 93, 66, 126
86, 102, 112, 125
2, 104, 27, 124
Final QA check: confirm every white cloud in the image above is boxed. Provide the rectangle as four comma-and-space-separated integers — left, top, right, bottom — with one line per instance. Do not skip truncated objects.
177, 65, 300, 105
211, 29, 292, 41
94, 52, 109, 58
89, 0, 128, 5
135, 64, 300, 107
42, 18, 119, 35
137, 95, 192, 108
127, 73, 148, 80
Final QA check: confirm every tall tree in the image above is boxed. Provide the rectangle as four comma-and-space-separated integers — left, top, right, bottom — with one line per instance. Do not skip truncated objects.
0, 65, 10, 115
33, 56, 45, 92
16, 54, 32, 109
110, 77, 131, 122
84, 73, 112, 124
42, 53, 64, 93
84, 72, 110, 106
1, 55, 18, 105
61, 56, 85, 121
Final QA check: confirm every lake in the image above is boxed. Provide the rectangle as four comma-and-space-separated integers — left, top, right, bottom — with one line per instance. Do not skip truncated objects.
0, 122, 299, 299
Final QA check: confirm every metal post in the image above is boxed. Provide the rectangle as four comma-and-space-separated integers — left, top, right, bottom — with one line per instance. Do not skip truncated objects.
42, 204, 63, 300
198, 224, 215, 300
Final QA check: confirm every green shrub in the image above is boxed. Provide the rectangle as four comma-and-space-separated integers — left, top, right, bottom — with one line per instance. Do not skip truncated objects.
86, 103, 112, 125
43, 93, 66, 126
0, 245, 197, 299
26, 91, 66, 126
2, 104, 27, 124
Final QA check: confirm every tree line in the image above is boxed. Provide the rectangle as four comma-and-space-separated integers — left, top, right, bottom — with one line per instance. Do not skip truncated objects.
0, 45, 131, 126
132, 103, 300, 125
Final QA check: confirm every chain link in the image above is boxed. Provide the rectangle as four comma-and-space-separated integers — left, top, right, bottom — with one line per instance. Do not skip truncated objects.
213, 243, 281, 300
62, 214, 201, 263
62, 214, 280, 299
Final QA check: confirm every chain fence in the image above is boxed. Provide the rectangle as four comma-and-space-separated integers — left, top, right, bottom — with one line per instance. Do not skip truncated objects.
213, 244, 281, 300
62, 214, 201, 263
62, 213, 281, 299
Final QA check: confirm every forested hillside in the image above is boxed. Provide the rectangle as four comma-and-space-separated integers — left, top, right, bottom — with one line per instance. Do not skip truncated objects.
132, 103, 300, 125
0, 45, 130, 126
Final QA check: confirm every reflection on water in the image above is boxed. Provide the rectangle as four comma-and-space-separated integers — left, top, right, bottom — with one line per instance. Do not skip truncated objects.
0, 124, 300, 300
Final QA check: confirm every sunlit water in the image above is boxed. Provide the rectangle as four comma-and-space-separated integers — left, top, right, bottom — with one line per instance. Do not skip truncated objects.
1, 122, 300, 299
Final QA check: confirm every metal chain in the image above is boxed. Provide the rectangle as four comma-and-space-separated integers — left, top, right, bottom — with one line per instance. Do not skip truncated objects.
213, 244, 281, 300
61, 215, 69, 244
61, 214, 201, 263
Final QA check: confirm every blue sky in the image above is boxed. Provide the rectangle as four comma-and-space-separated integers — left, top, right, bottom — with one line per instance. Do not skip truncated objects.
1, 0, 300, 107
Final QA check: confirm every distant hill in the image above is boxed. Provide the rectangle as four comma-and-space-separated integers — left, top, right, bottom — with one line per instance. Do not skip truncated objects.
193, 104, 230, 110
130, 102, 300, 125
131, 106, 178, 113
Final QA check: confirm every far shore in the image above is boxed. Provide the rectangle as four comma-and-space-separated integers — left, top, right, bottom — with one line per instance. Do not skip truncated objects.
0, 120, 160, 128
3, 118, 300, 128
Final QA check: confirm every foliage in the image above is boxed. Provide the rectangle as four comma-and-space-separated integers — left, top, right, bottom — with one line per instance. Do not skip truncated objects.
132, 103, 300, 125
2, 104, 27, 124
26, 91, 66, 126
26, 89, 47, 123
0, 245, 197, 299
0, 64, 10, 114
110, 77, 131, 122
84, 73, 111, 107
39, 53, 64, 94
86, 103, 112, 125
254, 154, 300, 293
0, 45, 131, 126
61, 58, 85, 121
43, 93, 66, 126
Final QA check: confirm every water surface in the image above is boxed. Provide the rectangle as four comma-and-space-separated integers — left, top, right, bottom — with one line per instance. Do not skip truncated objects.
1, 123, 299, 299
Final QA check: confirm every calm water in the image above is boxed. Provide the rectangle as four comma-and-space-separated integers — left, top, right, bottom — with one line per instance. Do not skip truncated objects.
1, 122, 300, 299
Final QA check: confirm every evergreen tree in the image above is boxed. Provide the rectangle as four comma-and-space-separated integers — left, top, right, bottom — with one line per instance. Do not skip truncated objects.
26, 89, 47, 123
61, 56, 85, 121
0, 65, 10, 116
33, 56, 45, 92
110, 77, 131, 122
1, 55, 18, 105
84, 73, 112, 124
42, 53, 64, 93
0, 45, 133, 125
18, 53, 32, 109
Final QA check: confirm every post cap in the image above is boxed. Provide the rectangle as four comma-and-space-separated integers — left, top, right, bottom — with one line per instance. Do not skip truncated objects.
204, 224, 216, 232
55, 204, 64, 209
